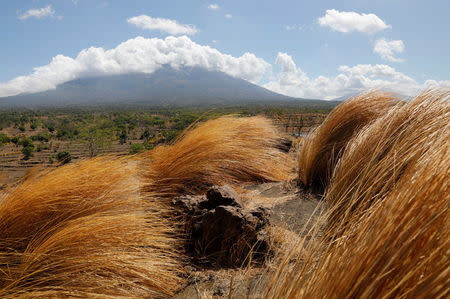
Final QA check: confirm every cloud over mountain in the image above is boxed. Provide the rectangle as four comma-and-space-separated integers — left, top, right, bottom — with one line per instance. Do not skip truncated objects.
0, 37, 447, 100
0, 36, 270, 97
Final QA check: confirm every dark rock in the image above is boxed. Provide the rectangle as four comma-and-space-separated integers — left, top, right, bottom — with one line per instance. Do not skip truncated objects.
172, 195, 209, 214
205, 185, 243, 208
198, 205, 269, 265
173, 185, 270, 266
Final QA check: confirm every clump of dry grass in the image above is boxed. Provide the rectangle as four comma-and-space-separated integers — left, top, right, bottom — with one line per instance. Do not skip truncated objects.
143, 116, 293, 197
266, 127, 449, 298
0, 157, 184, 298
264, 89, 449, 298
326, 89, 450, 236
298, 91, 398, 190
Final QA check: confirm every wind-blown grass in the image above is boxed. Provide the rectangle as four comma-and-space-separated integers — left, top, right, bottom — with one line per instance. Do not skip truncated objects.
266, 128, 449, 298
0, 115, 294, 297
265, 89, 449, 298
0, 157, 184, 298
143, 116, 293, 197
326, 89, 450, 236
298, 91, 398, 191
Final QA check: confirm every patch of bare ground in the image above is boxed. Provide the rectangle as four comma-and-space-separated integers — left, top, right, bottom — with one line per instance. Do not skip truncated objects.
174, 182, 324, 298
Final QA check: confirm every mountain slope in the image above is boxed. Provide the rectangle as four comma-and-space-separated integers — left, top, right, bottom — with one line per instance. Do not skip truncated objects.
0, 67, 308, 107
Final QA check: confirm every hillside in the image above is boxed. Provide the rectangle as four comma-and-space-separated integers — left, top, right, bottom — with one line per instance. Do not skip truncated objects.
0, 67, 318, 107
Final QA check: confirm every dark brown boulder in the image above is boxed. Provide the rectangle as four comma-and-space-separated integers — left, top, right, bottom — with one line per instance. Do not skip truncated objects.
172, 185, 270, 266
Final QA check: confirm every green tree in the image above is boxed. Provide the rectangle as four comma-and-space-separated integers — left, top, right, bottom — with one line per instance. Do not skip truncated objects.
22, 142, 34, 160
119, 129, 128, 144
140, 128, 151, 143
0, 134, 10, 146
79, 127, 112, 157
11, 136, 19, 145
20, 137, 34, 148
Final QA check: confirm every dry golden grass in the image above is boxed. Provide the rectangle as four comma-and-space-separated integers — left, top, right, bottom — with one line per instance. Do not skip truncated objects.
143, 116, 294, 197
264, 89, 449, 298
298, 91, 398, 190
326, 89, 450, 236
0, 157, 184, 298
266, 127, 449, 298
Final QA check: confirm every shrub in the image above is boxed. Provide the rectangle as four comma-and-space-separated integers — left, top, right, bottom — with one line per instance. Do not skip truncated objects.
56, 150, 72, 164
0, 134, 9, 145
118, 129, 127, 144
21, 145, 34, 160
31, 132, 50, 142
129, 143, 145, 154
20, 137, 34, 148
10, 136, 19, 145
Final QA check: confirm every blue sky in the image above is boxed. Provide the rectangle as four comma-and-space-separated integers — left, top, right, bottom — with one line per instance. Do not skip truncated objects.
1, 0, 449, 99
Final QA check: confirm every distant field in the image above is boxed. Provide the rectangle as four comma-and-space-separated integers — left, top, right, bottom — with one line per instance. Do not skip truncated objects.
0, 104, 331, 186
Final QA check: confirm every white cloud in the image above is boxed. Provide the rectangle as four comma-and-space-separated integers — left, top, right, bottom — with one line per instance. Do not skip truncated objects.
318, 9, 391, 34
263, 52, 448, 100
208, 4, 220, 10
18, 5, 56, 20
225, 14, 232, 19
72, 0, 78, 6
0, 36, 270, 97
285, 25, 302, 31
127, 15, 198, 35
374, 38, 405, 62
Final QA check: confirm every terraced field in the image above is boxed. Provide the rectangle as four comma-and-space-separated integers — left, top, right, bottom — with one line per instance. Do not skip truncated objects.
0, 112, 327, 187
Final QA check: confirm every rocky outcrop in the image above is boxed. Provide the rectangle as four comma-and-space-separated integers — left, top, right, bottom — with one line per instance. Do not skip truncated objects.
173, 185, 269, 266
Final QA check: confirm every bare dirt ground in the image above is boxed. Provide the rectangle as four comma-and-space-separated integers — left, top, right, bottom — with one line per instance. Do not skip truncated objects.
175, 182, 324, 298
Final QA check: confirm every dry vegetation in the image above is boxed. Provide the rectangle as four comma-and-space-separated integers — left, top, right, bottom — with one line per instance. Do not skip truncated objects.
298, 91, 399, 191
0, 115, 294, 297
326, 89, 450, 236
0, 92, 448, 298
0, 157, 184, 298
143, 116, 294, 197
265, 89, 449, 298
